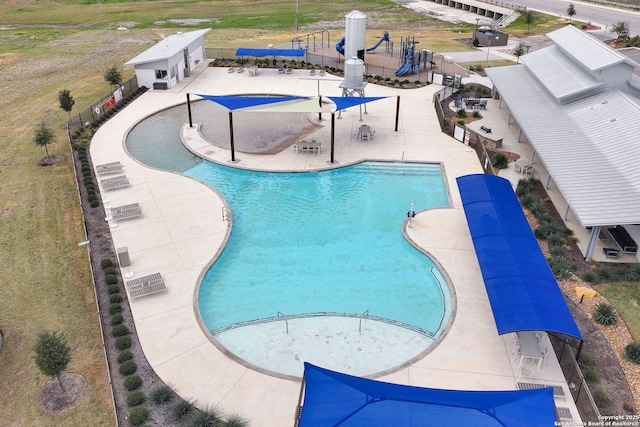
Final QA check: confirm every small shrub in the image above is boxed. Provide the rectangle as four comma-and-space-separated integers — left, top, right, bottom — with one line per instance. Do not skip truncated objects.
109, 301, 122, 313
124, 375, 143, 391
127, 390, 146, 407
119, 359, 138, 375
101, 258, 114, 269
105, 274, 118, 285
224, 414, 249, 426
87, 193, 98, 202
456, 119, 465, 126
578, 351, 594, 367
455, 108, 467, 118
110, 293, 123, 304
115, 336, 132, 350
591, 386, 611, 406
472, 110, 481, 118
186, 405, 223, 427
117, 350, 133, 364
595, 267, 614, 282
593, 303, 617, 326
111, 312, 124, 326
547, 255, 573, 280
491, 153, 508, 169
150, 383, 177, 405
581, 271, 597, 283
89, 199, 100, 208
103, 266, 117, 275
128, 406, 149, 426
112, 324, 130, 337
108, 284, 120, 294
173, 398, 197, 421
582, 367, 598, 383
623, 342, 640, 364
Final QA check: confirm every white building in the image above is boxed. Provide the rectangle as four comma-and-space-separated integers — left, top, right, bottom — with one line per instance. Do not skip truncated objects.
125, 28, 210, 90
486, 25, 640, 260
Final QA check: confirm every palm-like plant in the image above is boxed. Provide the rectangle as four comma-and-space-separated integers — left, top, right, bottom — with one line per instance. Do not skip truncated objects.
188, 404, 224, 427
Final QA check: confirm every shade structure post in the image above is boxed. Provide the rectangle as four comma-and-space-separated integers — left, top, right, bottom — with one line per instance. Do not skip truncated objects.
187, 93, 193, 128
330, 112, 336, 164
229, 111, 236, 163
395, 95, 400, 132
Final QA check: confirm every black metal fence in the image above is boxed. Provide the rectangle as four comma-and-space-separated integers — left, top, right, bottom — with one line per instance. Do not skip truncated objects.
69, 75, 139, 130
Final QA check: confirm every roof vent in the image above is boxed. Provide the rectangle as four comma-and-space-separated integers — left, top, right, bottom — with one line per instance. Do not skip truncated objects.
610, 118, 617, 122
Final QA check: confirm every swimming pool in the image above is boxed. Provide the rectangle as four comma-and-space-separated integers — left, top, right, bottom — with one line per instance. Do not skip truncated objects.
186, 161, 451, 338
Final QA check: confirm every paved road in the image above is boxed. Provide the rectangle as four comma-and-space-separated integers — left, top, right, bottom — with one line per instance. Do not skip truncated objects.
505, 0, 640, 37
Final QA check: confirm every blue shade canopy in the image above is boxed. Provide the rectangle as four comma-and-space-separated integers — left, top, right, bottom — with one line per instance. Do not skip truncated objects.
298, 363, 557, 427
196, 95, 307, 111
235, 48, 306, 57
327, 96, 388, 111
457, 174, 582, 340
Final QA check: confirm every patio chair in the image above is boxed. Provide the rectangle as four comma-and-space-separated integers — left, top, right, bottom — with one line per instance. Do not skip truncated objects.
540, 346, 549, 366
519, 360, 537, 380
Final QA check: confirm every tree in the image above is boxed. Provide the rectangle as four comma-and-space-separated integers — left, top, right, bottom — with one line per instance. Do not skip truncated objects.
33, 121, 55, 163
524, 11, 534, 34
58, 89, 75, 120
34, 330, 71, 392
612, 21, 630, 45
566, 4, 576, 23
514, 43, 526, 63
104, 65, 123, 89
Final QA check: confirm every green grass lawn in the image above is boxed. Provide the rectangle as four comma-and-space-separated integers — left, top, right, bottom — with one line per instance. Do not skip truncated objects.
595, 282, 640, 342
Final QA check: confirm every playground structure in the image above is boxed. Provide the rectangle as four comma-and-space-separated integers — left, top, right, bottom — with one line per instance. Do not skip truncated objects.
335, 31, 391, 57
394, 36, 429, 77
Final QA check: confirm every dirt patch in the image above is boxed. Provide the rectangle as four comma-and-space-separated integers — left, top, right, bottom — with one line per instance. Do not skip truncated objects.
36, 154, 64, 167
38, 373, 87, 415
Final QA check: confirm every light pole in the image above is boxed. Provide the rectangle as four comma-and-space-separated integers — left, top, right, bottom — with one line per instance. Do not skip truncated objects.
486, 36, 491, 62
295, 0, 299, 32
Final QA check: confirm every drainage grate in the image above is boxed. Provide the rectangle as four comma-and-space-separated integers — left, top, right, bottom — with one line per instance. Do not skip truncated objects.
517, 382, 565, 399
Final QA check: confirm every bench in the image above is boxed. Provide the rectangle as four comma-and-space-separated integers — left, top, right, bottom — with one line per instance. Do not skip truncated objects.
607, 225, 638, 253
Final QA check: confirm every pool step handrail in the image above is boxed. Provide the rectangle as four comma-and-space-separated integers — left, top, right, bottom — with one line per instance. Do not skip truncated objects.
277, 311, 289, 334
359, 309, 369, 333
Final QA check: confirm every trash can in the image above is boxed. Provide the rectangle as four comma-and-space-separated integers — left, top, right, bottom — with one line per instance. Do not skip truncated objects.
117, 247, 131, 267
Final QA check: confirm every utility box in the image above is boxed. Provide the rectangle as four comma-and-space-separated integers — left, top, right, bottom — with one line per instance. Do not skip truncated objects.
117, 247, 131, 267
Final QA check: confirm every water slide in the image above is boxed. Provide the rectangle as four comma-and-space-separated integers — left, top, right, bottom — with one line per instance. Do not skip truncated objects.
335, 32, 390, 55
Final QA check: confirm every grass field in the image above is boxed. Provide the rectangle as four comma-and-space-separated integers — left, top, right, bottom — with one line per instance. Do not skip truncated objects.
0, 0, 591, 425
596, 283, 640, 342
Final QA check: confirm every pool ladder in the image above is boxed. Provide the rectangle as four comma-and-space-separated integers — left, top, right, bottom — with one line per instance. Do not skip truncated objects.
221, 206, 232, 222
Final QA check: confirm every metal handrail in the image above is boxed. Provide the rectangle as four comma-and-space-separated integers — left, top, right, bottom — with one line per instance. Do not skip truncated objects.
277, 311, 289, 334
359, 310, 369, 333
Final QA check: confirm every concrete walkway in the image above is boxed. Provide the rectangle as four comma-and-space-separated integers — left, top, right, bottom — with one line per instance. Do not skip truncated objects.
90, 62, 580, 425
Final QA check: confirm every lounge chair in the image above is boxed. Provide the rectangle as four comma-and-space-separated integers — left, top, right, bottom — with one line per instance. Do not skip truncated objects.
100, 174, 128, 184
102, 178, 130, 191
126, 272, 162, 289
519, 360, 537, 380
96, 162, 123, 175
607, 226, 638, 253
129, 279, 167, 299
111, 208, 142, 221
111, 203, 140, 215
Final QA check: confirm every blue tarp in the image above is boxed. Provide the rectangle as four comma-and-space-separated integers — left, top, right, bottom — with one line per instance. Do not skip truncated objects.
235, 48, 306, 57
196, 94, 307, 111
298, 363, 557, 427
327, 96, 388, 111
457, 174, 582, 340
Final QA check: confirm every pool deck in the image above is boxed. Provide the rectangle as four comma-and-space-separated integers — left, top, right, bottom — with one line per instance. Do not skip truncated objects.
90, 62, 581, 425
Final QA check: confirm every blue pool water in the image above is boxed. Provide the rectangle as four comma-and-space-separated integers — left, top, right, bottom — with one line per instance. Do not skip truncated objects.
186, 161, 451, 337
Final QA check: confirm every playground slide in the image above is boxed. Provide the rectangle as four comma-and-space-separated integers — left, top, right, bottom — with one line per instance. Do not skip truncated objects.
395, 63, 412, 77
366, 31, 390, 52
336, 32, 390, 55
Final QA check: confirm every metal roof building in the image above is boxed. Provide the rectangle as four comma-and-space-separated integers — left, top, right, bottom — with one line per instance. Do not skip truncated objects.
486, 25, 640, 260
125, 28, 210, 90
